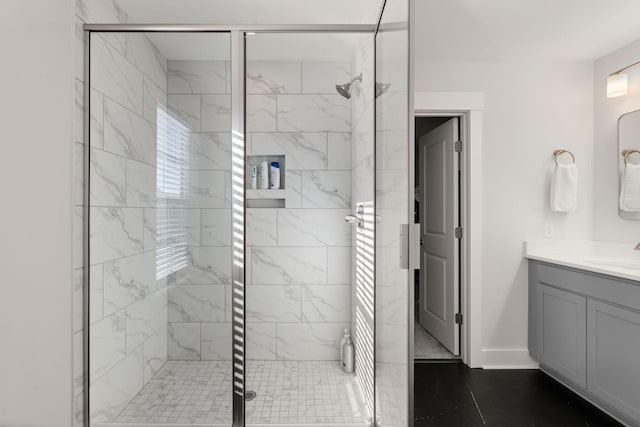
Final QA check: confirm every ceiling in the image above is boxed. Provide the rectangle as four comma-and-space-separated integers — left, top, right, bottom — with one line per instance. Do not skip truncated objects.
117, 0, 640, 62
414, 0, 640, 61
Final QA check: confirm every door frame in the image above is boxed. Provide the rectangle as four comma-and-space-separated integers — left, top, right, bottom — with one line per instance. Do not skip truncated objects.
414, 91, 484, 367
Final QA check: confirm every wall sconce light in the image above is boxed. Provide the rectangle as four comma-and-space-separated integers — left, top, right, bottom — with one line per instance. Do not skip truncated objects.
607, 59, 640, 98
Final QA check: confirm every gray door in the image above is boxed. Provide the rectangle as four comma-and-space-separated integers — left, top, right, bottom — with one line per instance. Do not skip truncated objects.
418, 119, 459, 355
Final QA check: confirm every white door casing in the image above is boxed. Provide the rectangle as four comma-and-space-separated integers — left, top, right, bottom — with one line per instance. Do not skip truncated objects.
418, 118, 460, 355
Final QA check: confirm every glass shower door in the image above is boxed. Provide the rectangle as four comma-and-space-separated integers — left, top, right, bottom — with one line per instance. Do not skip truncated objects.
375, 0, 413, 425
87, 31, 235, 426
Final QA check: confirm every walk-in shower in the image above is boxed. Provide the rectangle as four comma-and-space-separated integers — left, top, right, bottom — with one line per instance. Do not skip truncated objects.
84, 3, 412, 426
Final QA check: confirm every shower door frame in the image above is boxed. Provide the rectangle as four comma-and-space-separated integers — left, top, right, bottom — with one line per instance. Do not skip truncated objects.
83, 23, 408, 427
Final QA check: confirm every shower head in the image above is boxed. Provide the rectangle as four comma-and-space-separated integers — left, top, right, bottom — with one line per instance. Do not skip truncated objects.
335, 73, 363, 99
375, 81, 391, 98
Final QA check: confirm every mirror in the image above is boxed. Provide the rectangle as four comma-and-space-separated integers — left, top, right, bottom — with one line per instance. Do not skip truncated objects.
618, 109, 640, 220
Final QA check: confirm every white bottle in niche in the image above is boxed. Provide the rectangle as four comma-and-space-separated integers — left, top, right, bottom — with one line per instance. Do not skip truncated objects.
341, 332, 354, 373
250, 165, 257, 190
270, 162, 280, 189
259, 161, 269, 190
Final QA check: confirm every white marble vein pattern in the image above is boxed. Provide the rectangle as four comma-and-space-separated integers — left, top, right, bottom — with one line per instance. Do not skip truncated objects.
168, 60, 226, 94
142, 208, 156, 252
201, 322, 232, 360
91, 35, 143, 114
302, 61, 351, 94
168, 94, 201, 131
168, 208, 201, 246
302, 171, 351, 208
142, 77, 167, 125
188, 170, 227, 208
328, 246, 352, 284
90, 207, 144, 264
76, 0, 126, 24
276, 323, 348, 360
246, 209, 277, 246
247, 94, 277, 132
103, 251, 157, 317
168, 322, 201, 360
90, 88, 104, 148
143, 325, 167, 384
168, 284, 226, 322
246, 323, 277, 360
328, 133, 352, 170
278, 95, 350, 132
90, 264, 104, 325
74, 78, 84, 144
202, 94, 231, 132
302, 285, 351, 323
126, 159, 156, 208
285, 170, 303, 208
202, 209, 231, 246
247, 61, 301, 94
90, 148, 126, 206
126, 34, 167, 90
103, 98, 156, 165
376, 169, 407, 209
352, 155, 374, 203
190, 132, 231, 171
126, 288, 167, 353
90, 309, 126, 381
101, 33, 126, 56
89, 347, 144, 425
250, 132, 327, 170
252, 247, 327, 285
376, 286, 405, 325
175, 246, 231, 285
247, 285, 301, 322
74, 143, 84, 206
74, 18, 84, 81
277, 209, 351, 247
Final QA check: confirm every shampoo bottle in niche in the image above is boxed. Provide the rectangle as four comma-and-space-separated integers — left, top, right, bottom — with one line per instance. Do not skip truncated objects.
270, 162, 280, 189
250, 165, 257, 190
259, 161, 269, 190
341, 331, 354, 374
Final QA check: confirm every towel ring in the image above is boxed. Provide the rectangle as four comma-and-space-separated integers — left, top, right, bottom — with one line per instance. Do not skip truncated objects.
553, 149, 575, 165
622, 149, 640, 165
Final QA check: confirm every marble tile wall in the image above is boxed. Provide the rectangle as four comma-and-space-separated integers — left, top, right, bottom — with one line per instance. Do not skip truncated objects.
166, 59, 354, 361
76, 0, 170, 422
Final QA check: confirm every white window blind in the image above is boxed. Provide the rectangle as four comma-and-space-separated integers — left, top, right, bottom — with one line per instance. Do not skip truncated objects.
155, 105, 191, 280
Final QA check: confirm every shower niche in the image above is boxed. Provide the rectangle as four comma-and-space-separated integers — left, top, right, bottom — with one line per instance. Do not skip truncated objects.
246, 154, 286, 208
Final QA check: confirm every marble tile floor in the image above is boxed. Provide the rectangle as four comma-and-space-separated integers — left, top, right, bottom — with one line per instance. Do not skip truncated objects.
414, 323, 455, 360
109, 360, 369, 426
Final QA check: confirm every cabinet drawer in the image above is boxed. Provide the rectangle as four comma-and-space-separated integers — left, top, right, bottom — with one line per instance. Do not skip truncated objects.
537, 284, 587, 387
587, 299, 640, 421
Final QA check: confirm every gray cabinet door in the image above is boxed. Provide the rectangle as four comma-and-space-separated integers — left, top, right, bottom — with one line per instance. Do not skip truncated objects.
587, 299, 640, 421
536, 284, 587, 387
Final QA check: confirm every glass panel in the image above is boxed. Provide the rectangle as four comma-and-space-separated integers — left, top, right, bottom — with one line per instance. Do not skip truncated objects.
88, 32, 233, 426
244, 32, 375, 425
375, 0, 411, 425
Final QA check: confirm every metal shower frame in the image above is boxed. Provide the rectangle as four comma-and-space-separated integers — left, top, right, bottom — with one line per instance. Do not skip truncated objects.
83, 11, 415, 427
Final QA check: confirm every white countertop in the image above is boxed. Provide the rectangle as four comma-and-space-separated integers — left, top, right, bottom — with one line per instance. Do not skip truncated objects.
524, 240, 640, 282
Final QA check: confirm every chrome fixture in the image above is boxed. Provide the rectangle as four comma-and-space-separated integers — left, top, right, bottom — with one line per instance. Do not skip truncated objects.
335, 73, 362, 99
634, 242, 640, 250
375, 81, 390, 98
345, 204, 365, 228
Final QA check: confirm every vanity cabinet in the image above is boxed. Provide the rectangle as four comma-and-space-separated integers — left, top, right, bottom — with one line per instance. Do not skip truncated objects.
529, 260, 640, 426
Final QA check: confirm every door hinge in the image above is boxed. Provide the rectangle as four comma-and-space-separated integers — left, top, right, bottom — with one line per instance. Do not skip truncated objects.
455, 227, 463, 239
454, 140, 463, 152
455, 313, 463, 324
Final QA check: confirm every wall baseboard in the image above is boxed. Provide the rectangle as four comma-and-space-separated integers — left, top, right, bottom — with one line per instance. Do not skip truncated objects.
481, 349, 539, 369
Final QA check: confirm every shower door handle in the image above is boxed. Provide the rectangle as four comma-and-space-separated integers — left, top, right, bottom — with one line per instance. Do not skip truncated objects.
345, 215, 364, 228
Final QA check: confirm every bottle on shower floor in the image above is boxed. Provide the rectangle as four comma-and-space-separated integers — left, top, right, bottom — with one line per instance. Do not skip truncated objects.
341, 331, 354, 373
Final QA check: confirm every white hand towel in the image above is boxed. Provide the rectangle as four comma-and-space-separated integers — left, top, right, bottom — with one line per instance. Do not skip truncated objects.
620, 163, 640, 212
550, 163, 578, 212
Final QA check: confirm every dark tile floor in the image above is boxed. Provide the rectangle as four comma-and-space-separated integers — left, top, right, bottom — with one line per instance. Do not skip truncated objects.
414, 361, 624, 427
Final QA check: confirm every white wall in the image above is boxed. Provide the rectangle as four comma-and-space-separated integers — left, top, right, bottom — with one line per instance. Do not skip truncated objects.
594, 38, 640, 242
414, 60, 594, 367
0, 1, 75, 426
